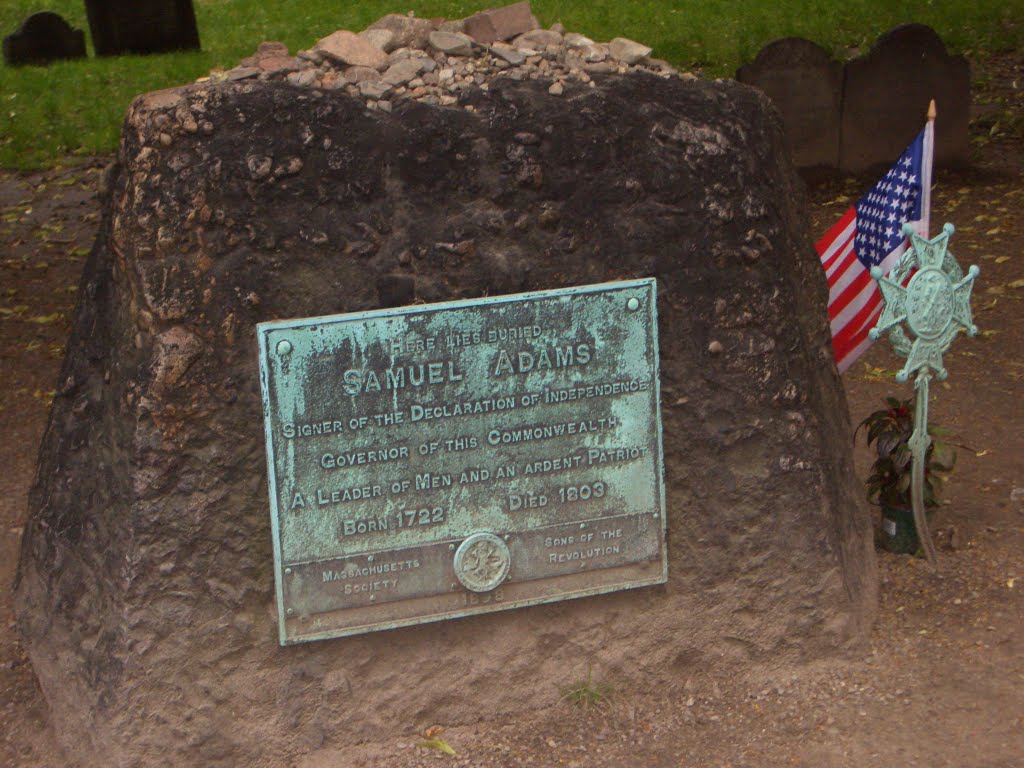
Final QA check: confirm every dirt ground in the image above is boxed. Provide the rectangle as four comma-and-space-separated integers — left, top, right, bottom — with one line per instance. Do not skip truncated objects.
1, 54, 1022, 767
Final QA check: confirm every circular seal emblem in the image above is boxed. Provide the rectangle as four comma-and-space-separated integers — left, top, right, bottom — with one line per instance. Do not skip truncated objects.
453, 533, 510, 592
905, 267, 955, 340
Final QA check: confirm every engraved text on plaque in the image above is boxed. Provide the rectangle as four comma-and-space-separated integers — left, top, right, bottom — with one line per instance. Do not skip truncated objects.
257, 279, 666, 644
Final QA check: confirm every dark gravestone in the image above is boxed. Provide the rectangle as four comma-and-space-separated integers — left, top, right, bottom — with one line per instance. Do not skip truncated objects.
84, 0, 199, 56
840, 24, 970, 174
736, 38, 842, 175
2, 12, 86, 67
15, 75, 875, 766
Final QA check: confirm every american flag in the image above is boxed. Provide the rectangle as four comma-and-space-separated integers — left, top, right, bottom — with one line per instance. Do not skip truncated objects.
816, 125, 933, 372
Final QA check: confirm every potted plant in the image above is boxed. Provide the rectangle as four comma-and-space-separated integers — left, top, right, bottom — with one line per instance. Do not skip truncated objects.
857, 397, 956, 554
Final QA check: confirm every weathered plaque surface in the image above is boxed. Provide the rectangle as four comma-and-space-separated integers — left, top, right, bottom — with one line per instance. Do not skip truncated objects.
257, 279, 666, 644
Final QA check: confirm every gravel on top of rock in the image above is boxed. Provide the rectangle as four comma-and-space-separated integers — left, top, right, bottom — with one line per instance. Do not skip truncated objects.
201, 2, 694, 109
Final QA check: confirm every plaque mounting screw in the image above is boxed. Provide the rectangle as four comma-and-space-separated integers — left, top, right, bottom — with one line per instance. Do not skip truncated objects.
370, 595, 376, 602
580, 523, 587, 529
276, 339, 293, 356
367, 555, 374, 563
284, 567, 293, 575
449, 544, 456, 551
627, 297, 640, 311
503, 535, 510, 541
286, 607, 294, 616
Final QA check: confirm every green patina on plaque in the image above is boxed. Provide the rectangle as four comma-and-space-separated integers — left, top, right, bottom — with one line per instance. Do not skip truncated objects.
257, 279, 666, 644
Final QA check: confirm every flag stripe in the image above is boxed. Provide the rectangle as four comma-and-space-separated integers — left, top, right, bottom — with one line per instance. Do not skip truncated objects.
817, 208, 856, 266
824, 238, 855, 282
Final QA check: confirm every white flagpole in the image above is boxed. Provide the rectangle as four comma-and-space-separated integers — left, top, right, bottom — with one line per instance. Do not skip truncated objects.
917, 99, 936, 239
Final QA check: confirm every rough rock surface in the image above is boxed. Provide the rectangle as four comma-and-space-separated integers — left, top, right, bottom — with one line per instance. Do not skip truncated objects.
14, 28, 875, 768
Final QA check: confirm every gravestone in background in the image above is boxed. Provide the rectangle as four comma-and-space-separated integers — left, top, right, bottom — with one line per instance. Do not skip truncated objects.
840, 24, 970, 174
2, 12, 86, 67
15, 73, 876, 767
736, 38, 842, 175
84, 0, 199, 56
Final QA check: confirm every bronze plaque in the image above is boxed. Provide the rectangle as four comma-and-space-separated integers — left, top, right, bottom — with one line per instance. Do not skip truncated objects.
257, 279, 666, 644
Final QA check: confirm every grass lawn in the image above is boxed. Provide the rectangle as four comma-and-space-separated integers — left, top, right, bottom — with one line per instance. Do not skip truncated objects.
1, 1, 1020, 168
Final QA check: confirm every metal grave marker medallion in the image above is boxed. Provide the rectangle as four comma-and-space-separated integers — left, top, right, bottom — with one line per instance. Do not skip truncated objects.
257, 279, 667, 644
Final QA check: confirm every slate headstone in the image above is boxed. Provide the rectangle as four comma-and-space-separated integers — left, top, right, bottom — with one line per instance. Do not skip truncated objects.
84, 0, 200, 56
2, 12, 86, 67
737, 38, 842, 175
840, 24, 970, 174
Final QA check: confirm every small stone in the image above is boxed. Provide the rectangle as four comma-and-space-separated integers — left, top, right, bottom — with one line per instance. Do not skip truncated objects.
296, 49, 323, 64
314, 30, 388, 69
382, 58, 426, 86
256, 41, 288, 58
377, 100, 392, 113
225, 66, 261, 81
490, 43, 526, 66
708, 340, 724, 355
343, 65, 381, 84
437, 20, 466, 34
513, 29, 563, 50
608, 37, 652, 64
463, 2, 538, 45
428, 30, 474, 57
582, 43, 608, 63
287, 70, 317, 87
359, 28, 396, 53
366, 14, 435, 50
358, 80, 392, 99
259, 55, 299, 74
548, 81, 564, 96
246, 155, 273, 180
564, 32, 595, 48
646, 57, 678, 75
158, 133, 172, 147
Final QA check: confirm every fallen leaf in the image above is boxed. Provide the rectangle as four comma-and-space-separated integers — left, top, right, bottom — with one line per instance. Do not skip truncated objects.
976, 450, 990, 457
995, 256, 1010, 263
26, 313, 62, 324
421, 738, 456, 757
1009, 279, 1024, 289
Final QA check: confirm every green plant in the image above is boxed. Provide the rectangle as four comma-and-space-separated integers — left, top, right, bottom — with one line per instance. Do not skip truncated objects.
857, 396, 956, 511
559, 666, 613, 707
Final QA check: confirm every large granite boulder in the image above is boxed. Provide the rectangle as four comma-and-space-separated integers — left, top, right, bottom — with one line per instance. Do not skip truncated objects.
15, 73, 876, 766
